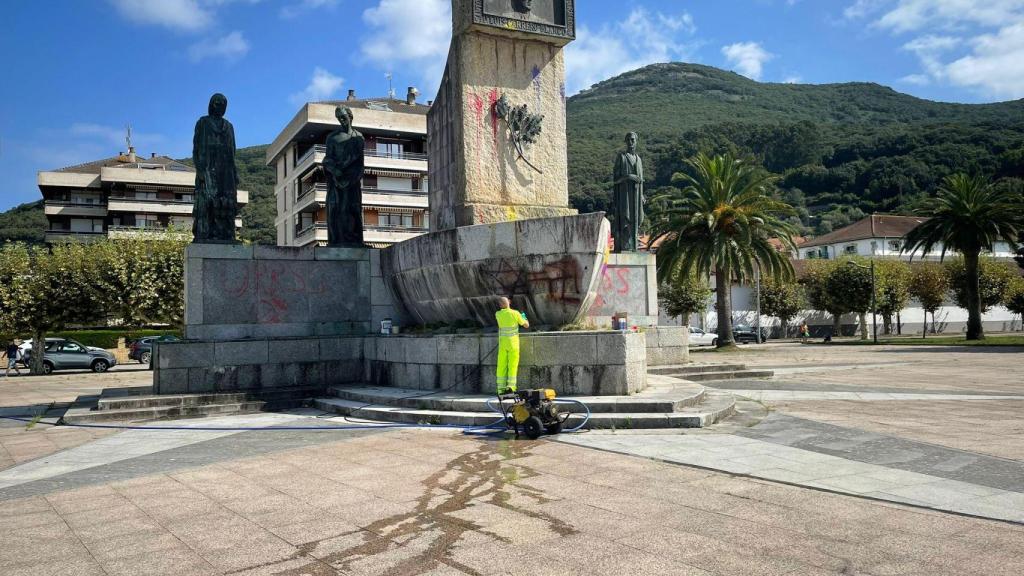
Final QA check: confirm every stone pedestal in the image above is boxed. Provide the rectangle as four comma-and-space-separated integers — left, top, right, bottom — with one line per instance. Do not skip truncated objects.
183, 244, 405, 341
587, 252, 659, 328
429, 0, 578, 231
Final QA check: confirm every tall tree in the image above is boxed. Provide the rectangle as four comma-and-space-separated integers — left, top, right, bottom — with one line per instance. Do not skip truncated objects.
945, 257, 1018, 314
827, 259, 874, 340
800, 260, 846, 335
874, 259, 912, 335
908, 262, 949, 337
0, 243, 103, 374
649, 152, 798, 348
902, 174, 1023, 340
760, 278, 805, 338
1004, 278, 1024, 332
659, 273, 711, 326
93, 231, 189, 329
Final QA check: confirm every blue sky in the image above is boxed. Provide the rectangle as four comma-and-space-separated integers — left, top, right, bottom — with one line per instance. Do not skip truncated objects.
3, 0, 1023, 211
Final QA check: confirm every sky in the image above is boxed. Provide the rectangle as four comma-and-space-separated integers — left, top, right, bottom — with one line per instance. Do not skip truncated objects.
3, 0, 1024, 211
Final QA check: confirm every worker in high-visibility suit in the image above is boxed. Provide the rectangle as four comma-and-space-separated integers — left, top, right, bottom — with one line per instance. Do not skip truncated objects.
495, 296, 529, 395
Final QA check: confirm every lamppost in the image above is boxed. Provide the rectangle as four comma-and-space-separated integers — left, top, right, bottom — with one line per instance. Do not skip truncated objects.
847, 260, 878, 344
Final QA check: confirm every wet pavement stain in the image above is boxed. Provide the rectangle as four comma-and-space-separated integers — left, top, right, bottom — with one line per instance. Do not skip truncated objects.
301, 436, 579, 576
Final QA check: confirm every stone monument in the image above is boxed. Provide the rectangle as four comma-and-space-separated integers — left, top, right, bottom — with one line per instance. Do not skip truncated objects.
612, 132, 644, 253
428, 0, 578, 230
192, 93, 239, 244
323, 106, 366, 247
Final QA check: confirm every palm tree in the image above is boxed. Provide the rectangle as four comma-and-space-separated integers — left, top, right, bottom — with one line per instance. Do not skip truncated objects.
902, 174, 1022, 340
649, 153, 799, 348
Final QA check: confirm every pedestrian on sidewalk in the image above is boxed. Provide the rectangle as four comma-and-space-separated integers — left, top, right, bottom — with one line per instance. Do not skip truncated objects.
800, 321, 810, 344
2, 340, 21, 377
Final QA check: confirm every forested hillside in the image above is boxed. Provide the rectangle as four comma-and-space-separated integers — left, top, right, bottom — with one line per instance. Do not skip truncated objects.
4, 62, 1023, 241
567, 63, 1024, 234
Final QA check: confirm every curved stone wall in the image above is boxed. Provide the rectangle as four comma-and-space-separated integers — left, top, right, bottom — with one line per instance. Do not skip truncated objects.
381, 213, 610, 328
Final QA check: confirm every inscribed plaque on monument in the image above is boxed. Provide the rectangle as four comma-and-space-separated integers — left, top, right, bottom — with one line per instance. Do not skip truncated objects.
474, 0, 574, 41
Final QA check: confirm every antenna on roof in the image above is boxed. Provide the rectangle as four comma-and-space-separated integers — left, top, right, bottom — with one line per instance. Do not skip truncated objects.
125, 123, 133, 151
386, 72, 395, 99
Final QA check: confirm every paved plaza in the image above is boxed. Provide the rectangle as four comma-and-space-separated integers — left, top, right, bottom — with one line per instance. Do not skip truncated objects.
0, 343, 1022, 575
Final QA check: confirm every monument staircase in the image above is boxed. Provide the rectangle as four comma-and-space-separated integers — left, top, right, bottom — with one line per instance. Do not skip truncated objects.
312, 372, 739, 430
61, 387, 317, 424
648, 363, 775, 382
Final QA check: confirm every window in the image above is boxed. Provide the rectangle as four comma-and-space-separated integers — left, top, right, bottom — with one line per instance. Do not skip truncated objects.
805, 250, 817, 260
844, 244, 858, 255
61, 342, 84, 353
888, 240, 902, 252
380, 213, 413, 228
377, 140, 404, 158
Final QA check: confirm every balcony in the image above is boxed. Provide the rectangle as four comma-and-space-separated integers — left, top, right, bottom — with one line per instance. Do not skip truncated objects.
362, 187, 428, 210
295, 223, 328, 247
294, 144, 427, 178
44, 229, 107, 243
108, 195, 194, 215
294, 145, 326, 178
295, 183, 327, 213
364, 224, 428, 245
108, 225, 190, 240
44, 200, 108, 217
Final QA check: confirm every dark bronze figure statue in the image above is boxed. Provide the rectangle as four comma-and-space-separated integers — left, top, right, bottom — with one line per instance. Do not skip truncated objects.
513, 0, 533, 13
612, 132, 645, 252
323, 106, 366, 247
192, 93, 239, 243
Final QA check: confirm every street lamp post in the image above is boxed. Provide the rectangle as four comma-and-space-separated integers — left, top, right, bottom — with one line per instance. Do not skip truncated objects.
847, 260, 878, 344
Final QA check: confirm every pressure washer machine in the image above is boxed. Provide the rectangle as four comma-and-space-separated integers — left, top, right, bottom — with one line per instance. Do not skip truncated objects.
497, 389, 569, 439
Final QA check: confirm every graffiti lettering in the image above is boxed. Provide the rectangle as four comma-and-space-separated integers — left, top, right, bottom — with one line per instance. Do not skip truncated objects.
480, 257, 584, 305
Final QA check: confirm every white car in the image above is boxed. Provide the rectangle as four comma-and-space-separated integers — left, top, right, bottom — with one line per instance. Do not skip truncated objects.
688, 326, 718, 347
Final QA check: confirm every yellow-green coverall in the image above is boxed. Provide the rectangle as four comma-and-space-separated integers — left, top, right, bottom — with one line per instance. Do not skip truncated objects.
495, 308, 528, 394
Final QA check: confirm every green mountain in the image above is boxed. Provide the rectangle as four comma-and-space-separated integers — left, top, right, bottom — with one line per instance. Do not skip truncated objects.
4, 63, 1023, 242
567, 63, 1024, 233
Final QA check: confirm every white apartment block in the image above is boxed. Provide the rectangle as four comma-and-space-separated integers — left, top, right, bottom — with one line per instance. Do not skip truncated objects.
266, 89, 430, 248
38, 148, 247, 242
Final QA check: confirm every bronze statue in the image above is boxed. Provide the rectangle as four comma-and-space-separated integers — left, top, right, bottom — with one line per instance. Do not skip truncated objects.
323, 106, 365, 247
513, 0, 533, 13
612, 132, 644, 252
192, 93, 239, 243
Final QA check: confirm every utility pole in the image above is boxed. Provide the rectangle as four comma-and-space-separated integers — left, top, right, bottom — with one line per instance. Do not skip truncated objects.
754, 264, 762, 344
870, 259, 878, 344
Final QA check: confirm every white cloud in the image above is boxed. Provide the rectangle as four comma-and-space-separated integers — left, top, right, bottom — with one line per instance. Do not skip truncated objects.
900, 73, 931, 85
843, 0, 889, 20
565, 8, 700, 94
188, 31, 250, 62
290, 67, 345, 105
848, 0, 1024, 98
280, 0, 338, 19
721, 41, 774, 80
361, 0, 452, 90
782, 75, 803, 84
945, 21, 1024, 98
109, 0, 213, 32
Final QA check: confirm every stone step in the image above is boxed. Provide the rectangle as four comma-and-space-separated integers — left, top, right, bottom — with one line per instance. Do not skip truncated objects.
98, 393, 250, 411
61, 401, 268, 424
648, 364, 748, 376
682, 370, 775, 382
312, 392, 735, 430
326, 383, 706, 414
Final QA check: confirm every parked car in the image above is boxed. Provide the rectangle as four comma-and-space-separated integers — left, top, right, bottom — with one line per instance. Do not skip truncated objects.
733, 324, 769, 344
687, 326, 718, 347
129, 335, 180, 365
18, 338, 106, 366
22, 338, 118, 374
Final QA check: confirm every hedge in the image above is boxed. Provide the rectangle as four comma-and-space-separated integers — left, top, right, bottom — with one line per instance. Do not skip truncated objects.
53, 329, 183, 349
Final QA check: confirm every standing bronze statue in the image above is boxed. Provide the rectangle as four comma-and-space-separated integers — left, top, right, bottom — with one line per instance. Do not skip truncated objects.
192, 93, 239, 243
323, 106, 365, 247
612, 132, 645, 252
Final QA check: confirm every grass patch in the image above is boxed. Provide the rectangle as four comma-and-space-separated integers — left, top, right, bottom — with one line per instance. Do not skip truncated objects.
818, 335, 1024, 347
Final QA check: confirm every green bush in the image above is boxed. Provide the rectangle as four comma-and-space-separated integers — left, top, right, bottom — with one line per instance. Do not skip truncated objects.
54, 329, 182, 349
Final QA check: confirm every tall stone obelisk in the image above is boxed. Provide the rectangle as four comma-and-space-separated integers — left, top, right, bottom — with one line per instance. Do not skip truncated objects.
429, 0, 577, 231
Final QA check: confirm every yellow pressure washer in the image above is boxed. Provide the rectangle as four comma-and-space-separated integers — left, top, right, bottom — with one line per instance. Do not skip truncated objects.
497, 388, 569, 439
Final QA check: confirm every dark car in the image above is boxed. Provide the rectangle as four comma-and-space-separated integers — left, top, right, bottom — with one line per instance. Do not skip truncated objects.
732, 324, 769, 344
129, 335, 180, 365
22, 338, 118, 374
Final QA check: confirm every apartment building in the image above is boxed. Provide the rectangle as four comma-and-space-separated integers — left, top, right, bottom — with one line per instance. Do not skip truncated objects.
266, 88, 430, 248
38, 148, 248, 242
798, 214, 1016, 261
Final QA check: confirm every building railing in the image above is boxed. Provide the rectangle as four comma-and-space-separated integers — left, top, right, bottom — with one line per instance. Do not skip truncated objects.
294, 144, 428, 169
365, 224, 429, 233
46, 229, 106, 235
295, 145, 326, 168
296, 222, 327, 240
364, 149, 428, 161
108, 195, 194, 205
45, 199, 108, 207
361, 186, 427, 196
296, 182, 327, 204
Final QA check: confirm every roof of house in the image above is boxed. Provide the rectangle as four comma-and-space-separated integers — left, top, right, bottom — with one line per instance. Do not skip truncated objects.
51, 154, 192, 174
316, 97, 431, 117
802, 214, 928, 249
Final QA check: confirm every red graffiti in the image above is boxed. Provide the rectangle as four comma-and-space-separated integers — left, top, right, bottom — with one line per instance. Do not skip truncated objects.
481, 257, 584, 305
215, 263, 329, 324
